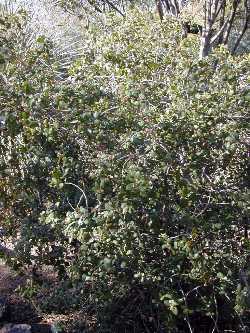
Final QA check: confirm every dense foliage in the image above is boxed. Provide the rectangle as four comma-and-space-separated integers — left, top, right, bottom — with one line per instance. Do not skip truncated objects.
0, 6, 250, 332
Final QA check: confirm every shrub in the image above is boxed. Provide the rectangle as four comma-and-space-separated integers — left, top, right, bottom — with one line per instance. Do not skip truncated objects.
0, 8, 249, 332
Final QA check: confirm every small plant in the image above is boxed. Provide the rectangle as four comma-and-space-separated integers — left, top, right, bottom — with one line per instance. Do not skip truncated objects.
16, 278, 40, 299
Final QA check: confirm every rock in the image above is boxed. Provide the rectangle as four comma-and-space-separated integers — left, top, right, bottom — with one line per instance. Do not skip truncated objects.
0, 227, 5, 236
31, 323, 52, 333
6, 296, 39, 323
0, 324, 31, 333
0, 323, 52, 333
0, 297, 6, 319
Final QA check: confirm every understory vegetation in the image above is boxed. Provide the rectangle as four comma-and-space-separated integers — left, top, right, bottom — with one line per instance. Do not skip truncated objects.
0, 1, 250, 332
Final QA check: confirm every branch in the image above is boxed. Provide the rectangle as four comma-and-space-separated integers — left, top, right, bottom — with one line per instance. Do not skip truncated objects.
232, 0, 250, 53
210, 16, 230, 44
156, 0, 164, 21
215, 0, 227, 43
86, 0, 103, 13
215, 0, 227, 19
101, 0, 125, 17
223, 0, 241, 44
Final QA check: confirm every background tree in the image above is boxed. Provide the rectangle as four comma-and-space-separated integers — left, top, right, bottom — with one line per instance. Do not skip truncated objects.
200, 0, 250, 57
156, 0, 250, 56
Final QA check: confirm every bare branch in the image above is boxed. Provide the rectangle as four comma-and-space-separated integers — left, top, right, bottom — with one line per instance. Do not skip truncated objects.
85, 0, 103, 13
223, 0, 241, 44
210, 16, 230, 44
101, 0, 125, 17
156, 0, 164, 21
232, 0, 250, 53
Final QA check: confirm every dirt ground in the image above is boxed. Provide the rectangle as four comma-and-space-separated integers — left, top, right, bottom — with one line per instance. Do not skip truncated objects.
0, 262, 25, 296
0, 261, 95, 333
0, 261, 53, 332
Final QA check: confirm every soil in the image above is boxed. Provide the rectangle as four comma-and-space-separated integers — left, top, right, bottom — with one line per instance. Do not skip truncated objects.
0, 263, 25, 296
0, 261, 50, 332
0, 261, 96, 333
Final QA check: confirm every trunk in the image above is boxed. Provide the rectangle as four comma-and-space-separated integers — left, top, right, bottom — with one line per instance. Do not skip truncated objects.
200, 33, 212, 58
156, 0, 164, 21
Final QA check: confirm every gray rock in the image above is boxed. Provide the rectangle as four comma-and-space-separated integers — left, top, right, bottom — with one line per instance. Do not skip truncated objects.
0, 324, 31, 333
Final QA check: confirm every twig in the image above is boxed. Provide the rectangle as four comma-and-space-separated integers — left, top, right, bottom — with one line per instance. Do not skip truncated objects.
211, 293, 219, 333
65, 182, 89, 210
179, 283, 194, 333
